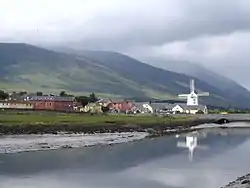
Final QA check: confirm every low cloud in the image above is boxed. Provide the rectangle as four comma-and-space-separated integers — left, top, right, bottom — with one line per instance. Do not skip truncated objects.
1, 0, 250, 87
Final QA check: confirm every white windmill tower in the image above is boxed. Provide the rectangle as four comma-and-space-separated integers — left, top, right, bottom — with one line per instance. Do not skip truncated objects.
178, 79, 209, 106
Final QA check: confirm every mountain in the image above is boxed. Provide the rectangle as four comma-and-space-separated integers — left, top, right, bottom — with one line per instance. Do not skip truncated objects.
0, 43, 249, 108
49, 47, 250, 108
141, 57, 250, 108
143, 57, 249, 92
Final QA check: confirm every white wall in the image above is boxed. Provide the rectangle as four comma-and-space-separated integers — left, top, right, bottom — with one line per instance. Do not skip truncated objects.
0, 102, 34, 109
172, 105, 184, 113
187, 92, 198, 106
0, 103, 10, 108
190, 109, 198, 114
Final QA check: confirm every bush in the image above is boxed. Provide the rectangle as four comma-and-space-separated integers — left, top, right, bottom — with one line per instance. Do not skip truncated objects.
196, 110, 204, 114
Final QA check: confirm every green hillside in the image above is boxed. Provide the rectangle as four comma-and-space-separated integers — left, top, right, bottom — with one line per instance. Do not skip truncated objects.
0, 43, 248, 108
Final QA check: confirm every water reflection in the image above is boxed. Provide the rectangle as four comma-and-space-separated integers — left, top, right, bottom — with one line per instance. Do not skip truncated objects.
1, 125, 250, 188
176, 131, 208, 162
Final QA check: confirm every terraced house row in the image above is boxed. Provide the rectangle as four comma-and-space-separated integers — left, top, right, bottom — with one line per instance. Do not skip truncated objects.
0, 95, 136, 113
0, 96, 76, 112
0, 94, 208, 114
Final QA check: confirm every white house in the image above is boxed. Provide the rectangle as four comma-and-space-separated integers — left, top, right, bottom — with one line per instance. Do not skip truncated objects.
134, 102, 154, 113
133, 102, 208, 114
172, 104, 208, 114
0, 101, 34, 109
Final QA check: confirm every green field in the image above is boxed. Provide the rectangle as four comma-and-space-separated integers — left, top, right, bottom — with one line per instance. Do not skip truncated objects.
0, 111, 193, 126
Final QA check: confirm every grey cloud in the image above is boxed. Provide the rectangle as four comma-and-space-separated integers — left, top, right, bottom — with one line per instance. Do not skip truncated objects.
66, 0, 250, 51
134, 32, 250, 89
2, 0, 250, 49
1, 0, 250, 88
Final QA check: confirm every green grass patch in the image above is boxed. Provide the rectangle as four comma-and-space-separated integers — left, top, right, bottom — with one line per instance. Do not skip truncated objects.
0, 111, 193, 126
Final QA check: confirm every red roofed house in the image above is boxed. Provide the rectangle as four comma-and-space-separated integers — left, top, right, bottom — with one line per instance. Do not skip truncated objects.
25, 96, 76, 112
108, 100, 135, 113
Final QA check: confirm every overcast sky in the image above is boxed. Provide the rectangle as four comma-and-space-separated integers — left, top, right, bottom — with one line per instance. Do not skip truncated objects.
1, 0, 250, 88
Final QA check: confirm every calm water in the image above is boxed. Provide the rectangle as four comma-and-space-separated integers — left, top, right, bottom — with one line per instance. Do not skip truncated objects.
1, 123, 250, 188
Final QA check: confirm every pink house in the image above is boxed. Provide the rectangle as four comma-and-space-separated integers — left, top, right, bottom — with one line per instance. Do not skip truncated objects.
108, 101, 135, 113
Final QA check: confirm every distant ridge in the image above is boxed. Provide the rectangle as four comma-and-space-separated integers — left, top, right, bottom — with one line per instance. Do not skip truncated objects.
0, 43, 249, 108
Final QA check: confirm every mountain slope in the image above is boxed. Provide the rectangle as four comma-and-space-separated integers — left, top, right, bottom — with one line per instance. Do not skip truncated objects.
0, 43, 248, 108
143, 57, 247, 92
0, 43, 146, 97
51, 48, 250, 108
142, 57, 250, 108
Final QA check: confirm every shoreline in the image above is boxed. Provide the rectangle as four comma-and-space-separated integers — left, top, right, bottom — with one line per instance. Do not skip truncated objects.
1, 110, 250, 136
0, 132, 149, 154
0, 124, 204, 154
0, 117, 214, 135
223, 173, 250, 188
0, 123, 206, 154
0, 118, 215, 154
0, 112, 247, 154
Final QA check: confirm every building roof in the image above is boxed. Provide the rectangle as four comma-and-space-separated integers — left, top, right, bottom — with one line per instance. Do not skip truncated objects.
150, 103, 177, 110
109, 100, 133, 104
0, 100, 33, 104
25, 96, 75, 102
134, 102, 146, 106
96, 98, 112, 103
133, 102, 207, 111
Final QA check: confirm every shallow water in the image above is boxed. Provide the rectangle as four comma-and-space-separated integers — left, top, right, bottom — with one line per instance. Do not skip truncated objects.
1, 122, 250, 188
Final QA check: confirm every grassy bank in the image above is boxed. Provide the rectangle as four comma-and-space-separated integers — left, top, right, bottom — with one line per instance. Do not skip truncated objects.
0, 110, 194, 125
0, 111, 212, 135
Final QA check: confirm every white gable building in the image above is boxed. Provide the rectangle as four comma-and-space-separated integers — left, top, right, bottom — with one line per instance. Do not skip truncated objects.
172, 104, 208, 114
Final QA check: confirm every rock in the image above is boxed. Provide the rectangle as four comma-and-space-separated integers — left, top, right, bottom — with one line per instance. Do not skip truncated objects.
223, 174, 250, 188
241, 180, 250, 184
41, 146, 50, 149
61, 145, 73, 149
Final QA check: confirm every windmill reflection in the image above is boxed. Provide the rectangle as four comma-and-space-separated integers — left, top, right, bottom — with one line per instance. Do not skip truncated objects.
176, 131, 208, 162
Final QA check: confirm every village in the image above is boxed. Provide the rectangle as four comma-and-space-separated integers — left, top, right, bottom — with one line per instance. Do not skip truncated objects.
0, 79, 209, 115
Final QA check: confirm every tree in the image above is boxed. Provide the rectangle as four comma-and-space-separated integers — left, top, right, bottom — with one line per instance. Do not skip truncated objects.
101, 106, 110, 113
75, 93, 98, 107
0, 90, 9, 100
36, 92, 43, 96
59, 91, 66, 97
196, 110, 204, 114
59, 91, 74, 97
75, 96, 90, 107
89, 93, 98, 102
19, 91, 27, 96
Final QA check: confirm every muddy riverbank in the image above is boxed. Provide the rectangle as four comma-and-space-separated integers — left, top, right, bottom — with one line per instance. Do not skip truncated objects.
0, 119, 215, 154
0, 132, 149, 154
0, 118, 214, 135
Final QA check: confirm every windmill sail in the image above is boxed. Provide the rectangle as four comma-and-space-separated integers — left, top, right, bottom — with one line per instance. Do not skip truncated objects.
197, 92, 209, 96
190, 79, 195, 92
178, 94, 189, 98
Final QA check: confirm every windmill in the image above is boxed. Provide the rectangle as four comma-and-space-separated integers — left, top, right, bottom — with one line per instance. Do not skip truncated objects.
178, 79, 209, 106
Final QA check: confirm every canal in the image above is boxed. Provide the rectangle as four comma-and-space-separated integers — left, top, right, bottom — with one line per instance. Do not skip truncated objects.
1, 122, 250, 188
